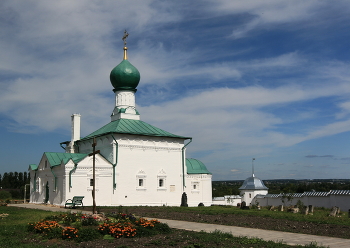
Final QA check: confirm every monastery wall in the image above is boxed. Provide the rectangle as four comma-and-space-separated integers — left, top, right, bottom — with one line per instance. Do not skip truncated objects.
256, 194, 350, 210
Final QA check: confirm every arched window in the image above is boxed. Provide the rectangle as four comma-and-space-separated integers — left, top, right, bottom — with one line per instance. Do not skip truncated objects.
157, 170, 167, 190
36, 178, 40, 193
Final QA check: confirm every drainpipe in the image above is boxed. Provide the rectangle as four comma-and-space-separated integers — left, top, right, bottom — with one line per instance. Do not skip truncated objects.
50, 167, 57, 191
69, 163, 78, 190
60, 141, 69, 151
181, 138, 192, 191
111, 134, 119, 190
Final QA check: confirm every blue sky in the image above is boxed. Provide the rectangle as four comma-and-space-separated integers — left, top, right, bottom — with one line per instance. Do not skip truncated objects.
1, 0, 350, 181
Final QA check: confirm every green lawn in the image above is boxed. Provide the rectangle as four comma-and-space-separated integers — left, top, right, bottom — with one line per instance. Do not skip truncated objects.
0, 206, 329, 247
0, 206, 58, 247
120, 205, 350, 226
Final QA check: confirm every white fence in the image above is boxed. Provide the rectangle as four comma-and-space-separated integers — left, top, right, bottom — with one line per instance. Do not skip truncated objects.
212, 195, 242, 206
255, 190, 350, 211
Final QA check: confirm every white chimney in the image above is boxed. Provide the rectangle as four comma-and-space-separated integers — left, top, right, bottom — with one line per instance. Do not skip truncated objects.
69, 114, 81, 153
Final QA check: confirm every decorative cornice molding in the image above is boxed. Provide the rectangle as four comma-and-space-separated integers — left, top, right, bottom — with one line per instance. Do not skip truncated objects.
119, 144, 181, 151
186, 174, 212, 179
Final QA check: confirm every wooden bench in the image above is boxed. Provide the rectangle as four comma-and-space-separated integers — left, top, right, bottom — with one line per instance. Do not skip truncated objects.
65, 196, 84, 209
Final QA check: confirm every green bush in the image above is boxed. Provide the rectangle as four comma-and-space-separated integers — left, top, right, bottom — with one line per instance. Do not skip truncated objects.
62, 226, 79, 240
76, 227, 101, 242
44, 213, 65, 221
46, 226, 63, 239
154, 222, 172, 233
81, 216, 99, 226
27, 220, 63, 239
63, 212, 81, 225
134, 225, 157, 237
134, 222, 171, 237
0, 190, 12, 200
296, 200, 304, 210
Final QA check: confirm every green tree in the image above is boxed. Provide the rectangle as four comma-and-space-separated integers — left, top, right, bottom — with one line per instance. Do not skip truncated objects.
18, 172, 24, 187
14, 172, 19, 188
24, 172, 29, 184
1, 173, 10, 189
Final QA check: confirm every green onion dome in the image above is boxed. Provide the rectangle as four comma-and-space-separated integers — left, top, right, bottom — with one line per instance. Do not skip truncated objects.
110, 47, 140, 92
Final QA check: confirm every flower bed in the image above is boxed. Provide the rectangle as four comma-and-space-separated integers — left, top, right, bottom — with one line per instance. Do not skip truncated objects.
27, 211, 171, 242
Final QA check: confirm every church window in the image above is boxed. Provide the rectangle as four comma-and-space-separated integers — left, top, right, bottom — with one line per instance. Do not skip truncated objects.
87, 172, 99, 191
157, 177, 166, 190
36, 178, 40, 192
157, 170, 166, 190
191, 181, 199, 192
249, 193, 252, 198
136, 171, 147, 190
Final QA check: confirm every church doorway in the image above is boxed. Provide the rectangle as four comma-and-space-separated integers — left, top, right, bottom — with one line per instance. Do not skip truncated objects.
44, 182, 49, 204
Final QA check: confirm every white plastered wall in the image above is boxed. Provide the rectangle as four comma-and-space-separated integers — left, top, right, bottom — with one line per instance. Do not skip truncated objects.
112, 135, 184, 206
185, 174, 212, 206
76, 133, 188, 206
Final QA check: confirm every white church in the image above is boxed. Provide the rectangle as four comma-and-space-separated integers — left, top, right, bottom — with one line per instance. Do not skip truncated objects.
28, 35, 212, 207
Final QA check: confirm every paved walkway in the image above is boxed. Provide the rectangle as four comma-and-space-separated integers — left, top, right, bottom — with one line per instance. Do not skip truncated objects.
8, 203, 350, 247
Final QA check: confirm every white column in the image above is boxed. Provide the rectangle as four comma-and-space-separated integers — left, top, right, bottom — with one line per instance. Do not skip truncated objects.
111, 90, 140, 121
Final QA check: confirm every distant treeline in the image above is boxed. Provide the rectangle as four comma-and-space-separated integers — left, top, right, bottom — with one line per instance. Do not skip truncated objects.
0, 172, 30, 199
212, 179, 350, 197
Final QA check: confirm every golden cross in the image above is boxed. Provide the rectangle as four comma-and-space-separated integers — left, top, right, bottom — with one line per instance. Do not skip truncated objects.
122, 30, 129, 46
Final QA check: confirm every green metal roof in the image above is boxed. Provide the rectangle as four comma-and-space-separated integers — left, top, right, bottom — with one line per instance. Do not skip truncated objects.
44, 152, 88, 167
186, 158, 211, 174
81, 119, 191, 140
28, 164, 38, 171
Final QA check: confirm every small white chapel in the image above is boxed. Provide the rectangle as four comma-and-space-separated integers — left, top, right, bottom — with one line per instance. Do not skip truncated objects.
29, 32, 212, 207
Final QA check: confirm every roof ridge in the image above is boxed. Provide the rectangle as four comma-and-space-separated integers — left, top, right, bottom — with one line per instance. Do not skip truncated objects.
44, 152, 88, 167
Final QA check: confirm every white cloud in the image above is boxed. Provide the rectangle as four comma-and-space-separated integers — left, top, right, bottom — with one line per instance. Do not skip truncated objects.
0, 0, 182, 132
336, 101, 350, 119
139, 80, 350, 163
208, 0, 344, 39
